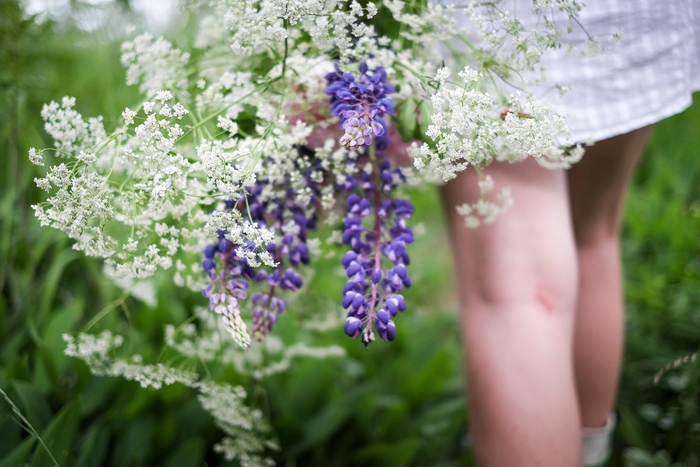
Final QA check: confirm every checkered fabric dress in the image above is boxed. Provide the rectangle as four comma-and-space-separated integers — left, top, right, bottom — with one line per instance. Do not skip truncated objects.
521, 0, 700, 143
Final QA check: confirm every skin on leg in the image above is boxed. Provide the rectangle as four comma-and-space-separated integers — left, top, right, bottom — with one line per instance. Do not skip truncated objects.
441, 158, 582, 467
568, 126, 653, 428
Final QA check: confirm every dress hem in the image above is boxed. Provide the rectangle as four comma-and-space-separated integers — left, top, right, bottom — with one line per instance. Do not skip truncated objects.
569, 90, 699, 144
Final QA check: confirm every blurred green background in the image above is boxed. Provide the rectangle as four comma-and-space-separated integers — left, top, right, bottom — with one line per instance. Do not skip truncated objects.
1, 1, 700, 466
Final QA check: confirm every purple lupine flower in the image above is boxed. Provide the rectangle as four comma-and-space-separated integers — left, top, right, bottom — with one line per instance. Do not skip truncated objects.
337, 145, 414, 347
201, 231, 255, 342
326, 62, 414, 347
200, 62, 414, 349
340, 191, 413, 346
202, 146, 326, 343
251, 292, 288, 341
325, 62, 396, 149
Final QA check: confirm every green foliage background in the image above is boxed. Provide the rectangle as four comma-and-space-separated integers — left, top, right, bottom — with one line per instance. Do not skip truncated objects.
1, 1, 699, 466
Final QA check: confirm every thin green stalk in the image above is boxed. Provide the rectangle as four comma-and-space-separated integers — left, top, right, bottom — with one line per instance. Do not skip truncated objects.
0, 389, 60, 467
83, 290, 131, 332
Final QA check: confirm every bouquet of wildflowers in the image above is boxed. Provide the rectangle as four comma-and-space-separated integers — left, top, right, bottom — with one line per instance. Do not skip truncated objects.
30, 0, 593, 352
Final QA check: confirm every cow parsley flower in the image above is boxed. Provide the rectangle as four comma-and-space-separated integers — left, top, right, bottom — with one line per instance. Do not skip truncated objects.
122, 108, 137, 125
63, 330, 275, 466
28, 147, 43, 166
121, 33, 190, 95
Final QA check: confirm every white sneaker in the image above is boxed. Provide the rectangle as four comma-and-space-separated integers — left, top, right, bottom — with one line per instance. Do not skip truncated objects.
582, 413, 616, 466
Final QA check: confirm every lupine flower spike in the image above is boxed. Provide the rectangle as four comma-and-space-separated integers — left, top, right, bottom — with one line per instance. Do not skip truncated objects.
202, 148, 325, 346
327, 63, 414, 347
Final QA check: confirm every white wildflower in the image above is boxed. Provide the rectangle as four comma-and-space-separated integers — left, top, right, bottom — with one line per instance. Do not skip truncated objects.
41, 97, 105, 155
28, 147, 43, 166
456, 173, 514, 227
64, 329, 275, 465
121, 34, 190, 95
122, 108, 137, 125
155, 90, 173, 102
434, 67, 450, 85
172, 103, 187, 119
217, 116, 239, 135
34, 177, 51, 192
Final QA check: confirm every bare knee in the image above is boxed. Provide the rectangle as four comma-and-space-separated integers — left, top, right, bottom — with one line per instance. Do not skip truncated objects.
463, 252, 579, 322
441, 159, 579, 320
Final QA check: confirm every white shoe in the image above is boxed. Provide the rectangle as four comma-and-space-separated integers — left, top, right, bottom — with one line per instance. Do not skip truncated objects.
582, 413, 616, 466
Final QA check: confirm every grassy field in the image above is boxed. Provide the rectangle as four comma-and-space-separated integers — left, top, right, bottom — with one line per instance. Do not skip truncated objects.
1, 2, 700, 466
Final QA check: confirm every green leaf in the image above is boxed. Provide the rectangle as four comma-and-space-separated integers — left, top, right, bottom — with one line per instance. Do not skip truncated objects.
354, 437, 419, 467
0, 296, 7, 339
31, 398, 81, 467
41, 299, 84, 375
618, 404, 655, 451
397, 97, 417, 143
80, 376, 116, 418
75, 424, 109, 467
110, 416, 156, 467
405, 348, 451, 402
418, 99, 433, 141
38, 249, 79, 322
1, 328, 28, 364
0, 405, 22, 458
289, 385, 368, 457
161, 438, 205, 467
11, 380, 52, 432
623, 448, 673, 467
0, 436, 37, 467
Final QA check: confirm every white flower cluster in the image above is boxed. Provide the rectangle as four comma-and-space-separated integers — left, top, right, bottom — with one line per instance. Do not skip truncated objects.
384, 0, 457, 47
63, 330, 276, 466
41, 96, 107, 155
199, 383, 278, 467
165, 306, 346, 375
34, 94, 182, 277
197, 139, 250, 197
456, 174, 514, 228
195, 70, 256, 121
28, 147, 43, 166
210, 0, 380, 56
63, 331, 124, 370
32, 88, 284, 282
121, 33, 190, 95
501, 95, 585, 168
413, 67, 582, 181
464, 0, 594, 80
63, 331, 198, 388
410, 67, 582, 224
412, 67, 496, 181
33, 164, 117, 257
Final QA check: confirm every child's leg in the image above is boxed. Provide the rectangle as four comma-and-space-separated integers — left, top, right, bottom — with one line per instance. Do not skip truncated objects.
567, 126, 653, 428
441, 158, 581, 466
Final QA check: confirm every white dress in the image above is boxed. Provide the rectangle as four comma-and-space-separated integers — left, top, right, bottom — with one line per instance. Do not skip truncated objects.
520, 0, 700, 143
